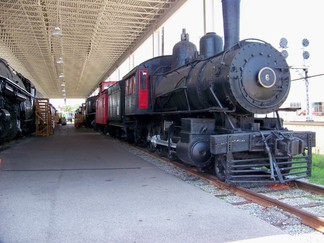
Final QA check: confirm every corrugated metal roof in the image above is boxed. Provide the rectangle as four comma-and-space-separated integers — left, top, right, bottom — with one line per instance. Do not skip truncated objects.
0, 0, 186, 98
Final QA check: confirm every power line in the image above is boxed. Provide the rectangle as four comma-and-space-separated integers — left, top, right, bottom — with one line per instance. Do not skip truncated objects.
291, 73, 324, 82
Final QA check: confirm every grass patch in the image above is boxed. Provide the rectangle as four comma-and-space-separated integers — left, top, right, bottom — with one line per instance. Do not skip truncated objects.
309, 153, 324, 185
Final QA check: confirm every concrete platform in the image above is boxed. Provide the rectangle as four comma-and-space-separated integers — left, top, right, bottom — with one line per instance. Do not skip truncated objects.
0, 125, 307, 242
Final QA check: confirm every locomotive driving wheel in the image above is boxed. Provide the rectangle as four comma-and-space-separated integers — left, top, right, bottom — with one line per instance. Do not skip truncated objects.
214, 155, 226, 182
167, 124, 177, 161
147, 141, 156, 152
147, 125, 157, 152
0, 119, 8, 142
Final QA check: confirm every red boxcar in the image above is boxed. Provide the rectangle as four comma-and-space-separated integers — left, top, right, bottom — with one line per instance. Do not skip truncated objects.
95, 81, 116, 133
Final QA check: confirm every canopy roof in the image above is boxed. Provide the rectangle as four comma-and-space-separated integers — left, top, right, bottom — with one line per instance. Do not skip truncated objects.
0, 0, 186, 98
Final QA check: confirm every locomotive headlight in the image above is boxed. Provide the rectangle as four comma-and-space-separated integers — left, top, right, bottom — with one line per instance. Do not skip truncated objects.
257, 67, 276, 88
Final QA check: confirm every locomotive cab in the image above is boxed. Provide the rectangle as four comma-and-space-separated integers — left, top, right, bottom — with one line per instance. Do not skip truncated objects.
124, 68, 150, 115
123, 55, 172, 116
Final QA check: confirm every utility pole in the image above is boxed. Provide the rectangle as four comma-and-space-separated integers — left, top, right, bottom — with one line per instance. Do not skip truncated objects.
301, 38, 312, 121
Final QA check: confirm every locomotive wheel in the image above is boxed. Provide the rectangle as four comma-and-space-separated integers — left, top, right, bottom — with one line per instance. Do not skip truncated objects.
108, 126, 116, 138
157, 145, 166, 157
147, 140, 157, 152
0, 120, 9, 141
167, 124, 177, 161
167, 148, 177, 161
214, 155, 226, 182
6, 116, 19, 141
132, 127, 140, 144
283, 161, 292, 174
265, 158, 292, 174
103, 126, 108, 135
199, 162, 214, 173
278, 159, 292, 174
146, 125, 157, 152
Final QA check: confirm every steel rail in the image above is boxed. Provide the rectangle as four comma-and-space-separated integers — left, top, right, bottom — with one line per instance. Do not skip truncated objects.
190, 168, 324, 233
184, 166, 324, 233
136, 147, 324, 233
292, 180, 324, 196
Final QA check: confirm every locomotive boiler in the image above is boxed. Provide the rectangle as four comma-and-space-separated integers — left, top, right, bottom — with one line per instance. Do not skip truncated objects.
154, 35, 290, 115
101, 0, 315, 184
0, 58, 37, 142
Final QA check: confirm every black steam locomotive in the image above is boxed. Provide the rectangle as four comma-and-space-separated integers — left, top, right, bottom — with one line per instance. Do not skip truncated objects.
0, 58, 38, 143
84, 95, 97, 127
97, 0, 315, 184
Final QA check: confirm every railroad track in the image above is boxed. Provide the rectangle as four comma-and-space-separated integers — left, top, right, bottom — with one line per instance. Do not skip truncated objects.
284, 121, 324, 127
201, 173, 324, 233
129, 144, 324, 233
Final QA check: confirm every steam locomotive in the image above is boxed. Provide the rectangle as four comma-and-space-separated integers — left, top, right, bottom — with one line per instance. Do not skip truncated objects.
74, 82, 116, 128
0, 58, 38, 143
95, 0, 315, 184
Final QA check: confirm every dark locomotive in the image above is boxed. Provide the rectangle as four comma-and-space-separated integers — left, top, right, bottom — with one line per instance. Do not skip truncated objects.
0, 58, 38, 143
84, 95, 97, 127
95, 0, 315, 184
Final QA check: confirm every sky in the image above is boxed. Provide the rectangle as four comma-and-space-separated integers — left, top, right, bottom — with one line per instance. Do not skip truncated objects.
53, 0, 324, 110
239, 0, 324, 105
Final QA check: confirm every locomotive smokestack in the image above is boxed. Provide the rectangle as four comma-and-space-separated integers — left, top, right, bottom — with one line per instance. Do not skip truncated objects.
222, 0, 240, 50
